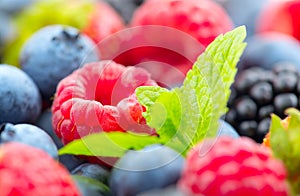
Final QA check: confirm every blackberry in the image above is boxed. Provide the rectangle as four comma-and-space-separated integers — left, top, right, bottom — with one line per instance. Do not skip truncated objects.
226, 63, 300, 143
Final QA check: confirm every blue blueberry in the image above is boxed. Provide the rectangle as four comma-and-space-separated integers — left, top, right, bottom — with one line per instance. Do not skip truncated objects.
109, 144, 185, 196
72, 175, 110, 196
0, 12, 15, 53
218, 119, 240, 139
20, 25, 100, 102
137, 185, 185, 196
35, 109, 63, 148
238, 33, 300, 72
59, 154, 86, 172
0, 0, 32, 15
72, 163, 110, 184
216, 0, 268, 37
0, 64, 41, 124
0, 123, 58, 159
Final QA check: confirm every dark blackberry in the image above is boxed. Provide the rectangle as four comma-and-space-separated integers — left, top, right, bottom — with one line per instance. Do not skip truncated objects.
226, 62, 300, 143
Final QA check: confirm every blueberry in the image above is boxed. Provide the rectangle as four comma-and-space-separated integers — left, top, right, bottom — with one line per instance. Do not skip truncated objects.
35, 109, 63, 148
72, 175, 110, 196
20, 25, 100, 102
137, 185, 185, 196
72, 163, 110, 184
217, 0, 268, 37
109, 144, 185, 196
218, 119, 239, 139
0, 0, 32, 15
0, 123, 58, 159
0, 64, 41, 124
238, 33, 300, 71
59, 154, 86, 172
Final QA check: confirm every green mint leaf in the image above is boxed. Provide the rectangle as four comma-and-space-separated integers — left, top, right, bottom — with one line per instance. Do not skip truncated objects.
269, 108, 300, 194
136, 26, 247, 154
59, 132, 162, 157
72, 175, 110, 194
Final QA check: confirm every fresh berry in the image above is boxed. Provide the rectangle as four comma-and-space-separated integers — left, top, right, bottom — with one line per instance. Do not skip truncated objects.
59, 154, 86, 172
257, 0, 300, 42
72, 175, 110, 196
137, 185, 185, 196
109, 144, 185, 196
2, 0, 124, 66
52, 60, 157, 144
178, 137, 290, 196
217, 119, 240, 139
35, 109, 63, 148
0, 123, 58, 159
0, 64, 41, 124
131, 0, 233, 47
0, 142, 80, 195
82, 0, 125, 44
0, 0, 32, 15
215, 0, 268, 37
226, 63, 300, 143
100, 0, 233, 88
20, 25, 100, 103
72, 163, 110, 184
237, 33, 300, 71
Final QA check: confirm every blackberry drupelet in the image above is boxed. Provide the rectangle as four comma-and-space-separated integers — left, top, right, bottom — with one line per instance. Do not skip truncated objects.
226, 63, 300, 143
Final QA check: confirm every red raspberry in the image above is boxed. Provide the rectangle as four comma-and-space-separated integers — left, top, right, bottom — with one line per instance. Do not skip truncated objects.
0, 142, 80, 196
82, 0, 126, 44
52, 60, 157, 144
178, 137, 290, 196
130, 0, 233, 47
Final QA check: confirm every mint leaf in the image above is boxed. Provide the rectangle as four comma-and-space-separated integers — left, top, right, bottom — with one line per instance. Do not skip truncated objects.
269, 108, 300, 194
136, 26, 247, 153
59, 132, 162, 157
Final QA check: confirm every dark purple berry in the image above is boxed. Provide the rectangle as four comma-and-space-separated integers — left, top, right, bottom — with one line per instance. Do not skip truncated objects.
274, 93, 298, 117
250, 82, 273, 105
238, 120, 257, 138
235, 97, 257, 120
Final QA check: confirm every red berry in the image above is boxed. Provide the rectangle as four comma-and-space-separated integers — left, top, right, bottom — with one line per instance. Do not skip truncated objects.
82, 1, 126, 44
178, 137, 290, 196
131, 0, 233, 47
257, 0, 300, 42
99, 0, 233, 87
0, 142, 80, 196
52, 60, 157, 144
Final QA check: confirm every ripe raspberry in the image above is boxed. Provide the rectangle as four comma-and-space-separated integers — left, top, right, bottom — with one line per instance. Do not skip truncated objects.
52, 60, 157, 144
82, 1, 125, 44
178, 137, 290, 196
0, 142, 80, 196
130, 0, 233, 47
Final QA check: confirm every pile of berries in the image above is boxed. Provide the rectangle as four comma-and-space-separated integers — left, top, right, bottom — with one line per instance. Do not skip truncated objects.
1, 0, 300, 195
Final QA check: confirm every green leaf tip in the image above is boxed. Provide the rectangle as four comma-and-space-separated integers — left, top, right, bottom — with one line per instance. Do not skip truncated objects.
137, 26, 247, 155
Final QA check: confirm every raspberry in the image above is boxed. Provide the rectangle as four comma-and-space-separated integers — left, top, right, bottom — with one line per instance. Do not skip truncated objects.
82, 1, 125, 44
178, 137, 290, 196
226, 63, 300, 143
130, 0, 233, 47
0, 142, 80, 196
52, 60, 157, 144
